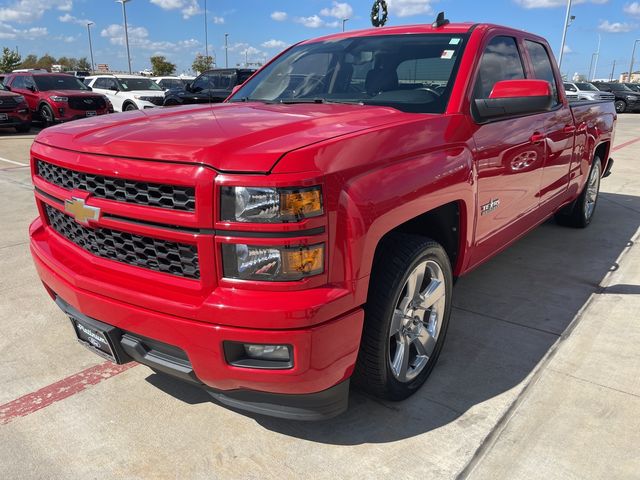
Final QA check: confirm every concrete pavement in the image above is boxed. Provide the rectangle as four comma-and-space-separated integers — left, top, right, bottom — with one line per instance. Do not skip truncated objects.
0, 116, 639, 479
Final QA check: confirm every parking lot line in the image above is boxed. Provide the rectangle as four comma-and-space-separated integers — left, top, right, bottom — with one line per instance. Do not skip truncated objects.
0, 156, 28, 167
0, 361, 136, 425
612, 136, 640, 152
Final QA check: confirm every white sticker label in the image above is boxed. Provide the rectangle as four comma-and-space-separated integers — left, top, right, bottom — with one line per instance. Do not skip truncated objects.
441, 49, 454, 59
449, 38, 461, 45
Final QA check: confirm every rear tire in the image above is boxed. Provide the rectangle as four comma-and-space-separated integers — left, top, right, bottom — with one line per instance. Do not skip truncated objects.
615, 100, 626, 113
555, 157, 602, 228
353, 233, 453, 401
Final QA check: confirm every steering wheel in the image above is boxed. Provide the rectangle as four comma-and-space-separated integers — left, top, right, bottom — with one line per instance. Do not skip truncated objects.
416, 87, 441, 96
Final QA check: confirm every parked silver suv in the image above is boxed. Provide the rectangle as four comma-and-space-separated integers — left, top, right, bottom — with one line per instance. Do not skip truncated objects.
563, 82, 615, 102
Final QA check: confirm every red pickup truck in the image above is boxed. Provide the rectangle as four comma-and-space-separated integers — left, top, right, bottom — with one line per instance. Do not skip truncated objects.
29, 21, 615, 420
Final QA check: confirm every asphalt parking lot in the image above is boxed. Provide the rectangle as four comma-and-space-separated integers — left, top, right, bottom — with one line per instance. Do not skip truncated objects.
1, 117, 639, 479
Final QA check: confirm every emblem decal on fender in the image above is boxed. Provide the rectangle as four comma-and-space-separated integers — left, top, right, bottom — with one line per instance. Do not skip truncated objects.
480, 198, 500, 215
64, 197, 101, 225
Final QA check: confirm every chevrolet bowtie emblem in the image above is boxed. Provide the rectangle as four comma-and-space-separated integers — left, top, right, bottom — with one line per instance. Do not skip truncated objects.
64, 197, 101, 225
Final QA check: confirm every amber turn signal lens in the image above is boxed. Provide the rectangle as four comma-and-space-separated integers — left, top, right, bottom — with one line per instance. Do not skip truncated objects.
283, 244, 324, 275
280, 189, 322, 219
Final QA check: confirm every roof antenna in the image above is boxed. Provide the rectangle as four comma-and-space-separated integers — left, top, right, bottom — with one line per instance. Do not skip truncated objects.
432, 11, 450, 28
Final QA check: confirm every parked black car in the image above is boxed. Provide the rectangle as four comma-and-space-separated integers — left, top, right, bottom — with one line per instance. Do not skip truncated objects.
622, 82, 640, 93
591, 82, 640, 113
163, 68, 255, 106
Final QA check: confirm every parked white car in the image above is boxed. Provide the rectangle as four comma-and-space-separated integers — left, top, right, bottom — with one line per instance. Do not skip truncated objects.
563, 81, 615, 102
151, 76, 193, 92
84, 75, 165, 112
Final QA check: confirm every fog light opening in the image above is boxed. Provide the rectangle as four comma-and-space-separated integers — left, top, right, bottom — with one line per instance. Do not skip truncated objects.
224, 341, 293, 370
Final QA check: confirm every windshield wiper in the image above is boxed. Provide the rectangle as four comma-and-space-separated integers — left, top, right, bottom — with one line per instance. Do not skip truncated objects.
277, 98, 364, 105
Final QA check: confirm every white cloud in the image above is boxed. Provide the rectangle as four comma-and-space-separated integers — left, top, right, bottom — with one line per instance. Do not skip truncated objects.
598, 20, 634, 32
211, 16, 224, 24
386, 0, 434, 17
295, 14, 324, 28
149, 0, 202, 19
0, 21, 47, 39
516, 0, 608, 8
624, 2, 640, 15
0, 0, 73, 23
320, 2, 353, 19
261, 39, 288, 49
100, 23, 202, 52
270, 11, 288, 21
563, 45, 572, 54
59, 13, 93, 26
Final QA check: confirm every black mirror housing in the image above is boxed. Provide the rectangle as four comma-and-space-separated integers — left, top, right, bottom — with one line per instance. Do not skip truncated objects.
474, 95, 553, 121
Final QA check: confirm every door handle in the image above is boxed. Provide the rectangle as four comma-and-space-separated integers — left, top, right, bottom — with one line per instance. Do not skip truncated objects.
530, 133, 546, 144
563, 125, 577, 134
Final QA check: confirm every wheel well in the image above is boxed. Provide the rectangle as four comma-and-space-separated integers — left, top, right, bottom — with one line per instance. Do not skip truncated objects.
594, 142, 609, 165
378, 201, 461, 270
122, 100, 136, 109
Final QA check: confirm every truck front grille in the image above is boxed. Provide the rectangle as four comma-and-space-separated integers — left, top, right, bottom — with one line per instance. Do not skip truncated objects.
36, 160, 195, 212
68, 96, 107, 110
45, 204, 200, 279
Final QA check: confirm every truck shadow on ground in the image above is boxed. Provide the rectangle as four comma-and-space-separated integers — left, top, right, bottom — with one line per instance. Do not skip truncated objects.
147, 191, 640, 445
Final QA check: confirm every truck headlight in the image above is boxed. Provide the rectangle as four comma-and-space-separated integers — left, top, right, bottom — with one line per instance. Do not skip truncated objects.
49, 96, 68, 102
221, 243, 324, 281
14, 95, 25, 103
626, 95, 638, 101
220, 186, 323, 223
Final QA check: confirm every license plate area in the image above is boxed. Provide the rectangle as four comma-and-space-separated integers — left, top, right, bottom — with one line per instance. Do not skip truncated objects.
69, 316, 119, 363
86, 111, 96, 117
0, 113, 8, 121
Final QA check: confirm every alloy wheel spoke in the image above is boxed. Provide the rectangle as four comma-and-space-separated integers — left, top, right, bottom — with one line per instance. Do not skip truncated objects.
405, 261, 427, 301
391, 336, 411, 380
389, 309, 404, 338
419, 278, 445, 310
413, 329, 436, 359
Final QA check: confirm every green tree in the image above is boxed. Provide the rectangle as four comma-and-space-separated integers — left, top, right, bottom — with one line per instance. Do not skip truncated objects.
150, 55, 176, 76
19, 54, 38, 69
192, 53, 213, 75
77, 57, 91, 71
35, 54, 56, 71
57, 56, 78, 71
0, 47, 21, 73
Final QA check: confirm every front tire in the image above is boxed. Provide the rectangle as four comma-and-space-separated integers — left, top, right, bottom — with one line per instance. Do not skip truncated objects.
353, 233, 453, 401
615, 100, 627, 113
555, 157, 602, 228
124, 102, 138, 111
39, 104, 55, 127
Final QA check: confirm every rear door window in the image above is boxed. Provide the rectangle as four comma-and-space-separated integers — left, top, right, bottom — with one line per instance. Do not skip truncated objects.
524, 40, 559, 104
473, 36, 525, 99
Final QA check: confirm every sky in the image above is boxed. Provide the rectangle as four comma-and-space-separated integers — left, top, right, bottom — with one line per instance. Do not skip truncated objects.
1, 0, 639, 79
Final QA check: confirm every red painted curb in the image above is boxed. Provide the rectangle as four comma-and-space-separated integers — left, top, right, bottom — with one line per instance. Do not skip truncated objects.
612, 136, 640, 152
0, 361, 136, 425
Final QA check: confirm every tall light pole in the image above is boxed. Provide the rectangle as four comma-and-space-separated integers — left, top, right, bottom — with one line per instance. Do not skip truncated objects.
592, 34, 601, 81
558, 0, 574, 70
628, 39, 640, 83
86, 22, 95, 73
117, 0, 132, 74
224, 33, 229, 68
610, 60, 616, 81
588, 53, 596, 81
204, 0, 209, 58
342, 18, 349, 32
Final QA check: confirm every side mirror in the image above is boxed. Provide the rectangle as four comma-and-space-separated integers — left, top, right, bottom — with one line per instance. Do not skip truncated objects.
184, 82, 191, 91
27, 85, 36, 92
4, 85, 10, 91
108, 85, 118, 92
474, 79, 553, 120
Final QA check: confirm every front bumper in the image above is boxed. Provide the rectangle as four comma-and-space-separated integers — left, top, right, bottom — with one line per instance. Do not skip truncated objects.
31, 219, 363, 419
0, 110, 30, 127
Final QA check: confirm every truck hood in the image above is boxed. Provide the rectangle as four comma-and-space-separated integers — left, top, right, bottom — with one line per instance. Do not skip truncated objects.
45, 90, 103, 97
34, 102, 411, 173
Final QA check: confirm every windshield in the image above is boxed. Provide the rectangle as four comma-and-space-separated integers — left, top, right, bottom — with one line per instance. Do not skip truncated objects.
160, 78, 187, 89
116, 77, 162, 91
33, 75, 90, 91
575, 82, 598, 91
229, 34, 467, 114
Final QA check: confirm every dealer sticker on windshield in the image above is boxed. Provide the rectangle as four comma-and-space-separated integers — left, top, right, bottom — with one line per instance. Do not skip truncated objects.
441, 50, 455, 59
449, 38, 461, 45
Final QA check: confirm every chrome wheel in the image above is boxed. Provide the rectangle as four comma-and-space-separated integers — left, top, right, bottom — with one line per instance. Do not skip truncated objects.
584, 161, 601, 221
388, 259, 446, 383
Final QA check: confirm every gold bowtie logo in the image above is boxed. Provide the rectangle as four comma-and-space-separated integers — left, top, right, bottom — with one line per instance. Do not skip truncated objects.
64, 197, 101, 225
